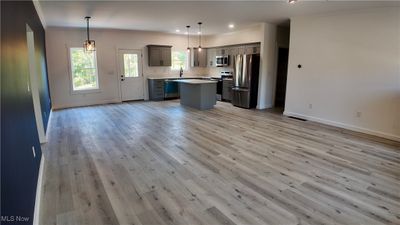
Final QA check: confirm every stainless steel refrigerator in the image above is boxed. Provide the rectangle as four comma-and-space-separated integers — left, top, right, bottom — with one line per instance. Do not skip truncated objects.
232, 54, 260, 108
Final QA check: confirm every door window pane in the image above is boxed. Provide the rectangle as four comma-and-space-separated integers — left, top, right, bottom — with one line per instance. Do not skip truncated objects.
70, 48, 99, 91
124, 54, 139, 77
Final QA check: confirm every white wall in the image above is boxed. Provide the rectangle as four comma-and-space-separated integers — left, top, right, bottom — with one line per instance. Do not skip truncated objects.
285, 7, 400, 141
258, 23, 277, 109
46, 28, 207, 109
205, 24, 263, 47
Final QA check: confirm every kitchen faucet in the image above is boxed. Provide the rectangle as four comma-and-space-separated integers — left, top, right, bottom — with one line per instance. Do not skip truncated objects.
179, 67, 183, 77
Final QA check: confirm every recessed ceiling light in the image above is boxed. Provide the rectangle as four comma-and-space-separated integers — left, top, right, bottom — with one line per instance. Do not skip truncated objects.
228, 24, 235, 29
197, 31, 201, 34
288, 0, 298, 4
176, 29, 180, 32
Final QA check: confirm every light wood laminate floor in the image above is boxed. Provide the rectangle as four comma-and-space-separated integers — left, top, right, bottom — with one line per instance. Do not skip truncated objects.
40, 100, 400, 225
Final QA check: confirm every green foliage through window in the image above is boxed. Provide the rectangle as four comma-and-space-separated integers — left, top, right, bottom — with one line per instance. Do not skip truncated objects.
171, 51, 188, 70
123, 54, 139, 77
70, 48, 99, 91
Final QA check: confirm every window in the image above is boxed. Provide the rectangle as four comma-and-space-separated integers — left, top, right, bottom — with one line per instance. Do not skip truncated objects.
171, 51, 189, 70
69, 48, 99, 91
123, 53, 139, 77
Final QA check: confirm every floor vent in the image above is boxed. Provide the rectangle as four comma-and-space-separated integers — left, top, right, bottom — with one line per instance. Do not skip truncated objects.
288, 116, 307, 122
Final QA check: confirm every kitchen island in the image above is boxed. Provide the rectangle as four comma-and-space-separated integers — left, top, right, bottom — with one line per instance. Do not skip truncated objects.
175, 79, 218, 110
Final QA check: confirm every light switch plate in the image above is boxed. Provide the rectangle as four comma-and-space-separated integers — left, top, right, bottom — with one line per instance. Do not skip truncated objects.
32, 146, 36, 158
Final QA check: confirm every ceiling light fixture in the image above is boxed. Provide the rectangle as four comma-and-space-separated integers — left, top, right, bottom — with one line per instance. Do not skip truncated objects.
229, 24, 235, 29
198, 22, 202, 52
83, 16, 95, 52
176, 29, 180, 33
288, 0, 298, 4
186, 25, 191, 52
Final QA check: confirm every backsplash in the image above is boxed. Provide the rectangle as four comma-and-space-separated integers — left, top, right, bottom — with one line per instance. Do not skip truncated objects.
144, 66, 209, 78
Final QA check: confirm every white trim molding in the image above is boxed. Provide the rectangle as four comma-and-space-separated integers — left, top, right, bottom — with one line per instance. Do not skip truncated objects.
283, 111, 400, 142
52, 98, 122, 110
33, 154, 45, 225
32, 0, 46, 29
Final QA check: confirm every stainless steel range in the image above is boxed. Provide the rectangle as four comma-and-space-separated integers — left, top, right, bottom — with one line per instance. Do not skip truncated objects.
212, 71, 233, 101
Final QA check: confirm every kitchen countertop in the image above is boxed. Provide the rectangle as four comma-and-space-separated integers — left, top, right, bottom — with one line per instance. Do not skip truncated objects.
147, 76, 213, 80
175, 79, 218, 84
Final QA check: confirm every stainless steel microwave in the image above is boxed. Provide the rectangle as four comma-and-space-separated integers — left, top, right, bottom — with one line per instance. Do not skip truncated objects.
216, 55, 229, 67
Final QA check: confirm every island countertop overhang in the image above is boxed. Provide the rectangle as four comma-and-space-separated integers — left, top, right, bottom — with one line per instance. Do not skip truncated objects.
175, 79, 218, 84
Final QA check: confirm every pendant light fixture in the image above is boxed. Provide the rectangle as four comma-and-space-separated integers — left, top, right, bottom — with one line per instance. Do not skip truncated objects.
83, 16, 95, 52
186, 25, 191, 52
197, 22, 202, 52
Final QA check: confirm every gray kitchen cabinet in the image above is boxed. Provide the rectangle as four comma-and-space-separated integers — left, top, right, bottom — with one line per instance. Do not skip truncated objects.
191, 48, 207, 67
148, 79, 165, 100
228, 47, 239, 56
245, 45, 260, 54
207, 48, 216, 67
238, 46, 246, 55
147, 45, 172, 66
215, 48, 228, 56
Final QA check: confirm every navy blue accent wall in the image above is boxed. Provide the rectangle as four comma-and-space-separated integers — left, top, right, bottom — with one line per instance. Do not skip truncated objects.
1, 1, 51, 224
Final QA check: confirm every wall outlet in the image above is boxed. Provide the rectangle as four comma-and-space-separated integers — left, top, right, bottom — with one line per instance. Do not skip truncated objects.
356, 111, 362, 118
308, 103, 313, 109
32, 146, 36, 158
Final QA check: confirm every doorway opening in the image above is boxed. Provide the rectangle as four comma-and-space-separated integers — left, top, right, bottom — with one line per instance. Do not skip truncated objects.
273, 24, 290, 114
275, 48, 289, 109
26, 24, 46, 143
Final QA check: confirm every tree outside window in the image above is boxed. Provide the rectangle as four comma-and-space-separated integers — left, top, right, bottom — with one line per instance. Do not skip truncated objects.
70, 48, 99, 91
171, 51, 189, 70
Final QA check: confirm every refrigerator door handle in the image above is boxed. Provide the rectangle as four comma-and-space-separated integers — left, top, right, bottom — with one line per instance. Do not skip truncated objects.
232, 87, 249, 91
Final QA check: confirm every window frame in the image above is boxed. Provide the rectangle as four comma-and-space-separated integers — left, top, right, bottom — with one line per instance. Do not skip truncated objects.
171, 50, 189, 71
68, 47, 100, 94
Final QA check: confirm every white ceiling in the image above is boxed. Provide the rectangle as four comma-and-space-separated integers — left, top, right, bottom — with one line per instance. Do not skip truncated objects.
37, 1, 399, 35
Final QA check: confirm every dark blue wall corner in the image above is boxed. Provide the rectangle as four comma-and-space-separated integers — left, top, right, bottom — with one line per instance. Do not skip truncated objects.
1, 1, 51, 224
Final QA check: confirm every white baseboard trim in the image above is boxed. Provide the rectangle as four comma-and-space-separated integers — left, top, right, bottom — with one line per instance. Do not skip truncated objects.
45, 109, 53, 142
33, 154, 45, 225
283, 111, 400, 142
52, 99, 121, 110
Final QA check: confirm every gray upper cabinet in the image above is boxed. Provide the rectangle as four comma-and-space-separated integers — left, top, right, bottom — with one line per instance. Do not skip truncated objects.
207, 48, 216, 67
245, 45, 260, 54
215, 48, 228, 56
191, 48, 207, 67
147, 45, 172, 66
206, 43, 261, 68
228, 47, 239, 56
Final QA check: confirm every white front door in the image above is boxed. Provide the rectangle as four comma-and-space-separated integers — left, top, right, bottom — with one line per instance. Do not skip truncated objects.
118, 49, 144, 101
